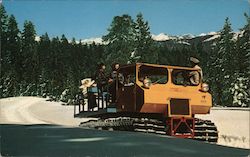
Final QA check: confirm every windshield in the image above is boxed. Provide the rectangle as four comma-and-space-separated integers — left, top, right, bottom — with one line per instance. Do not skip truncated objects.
172, 69, 201, 86
138, 65, 168, 84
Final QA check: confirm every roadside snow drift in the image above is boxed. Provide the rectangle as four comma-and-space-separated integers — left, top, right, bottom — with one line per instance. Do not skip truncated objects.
0, 96, 83, 126
197, 108, 249, 149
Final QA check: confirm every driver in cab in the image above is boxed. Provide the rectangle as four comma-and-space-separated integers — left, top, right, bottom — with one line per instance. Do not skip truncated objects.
189, 57, 202, 85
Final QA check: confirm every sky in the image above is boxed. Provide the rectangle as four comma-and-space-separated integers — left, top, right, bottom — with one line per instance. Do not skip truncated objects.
3, 0, 250, 40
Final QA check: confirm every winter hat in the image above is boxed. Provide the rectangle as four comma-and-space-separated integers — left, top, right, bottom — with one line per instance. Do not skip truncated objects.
190, 57, 200, 64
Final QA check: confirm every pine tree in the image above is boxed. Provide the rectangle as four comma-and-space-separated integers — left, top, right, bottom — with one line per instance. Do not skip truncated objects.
231, 13, 250, 107
0, 5, 9, 97
134, 13, 157, 63
217, 18, 235, 105
0, 5, 8, 65
37, 33, 51, 96
207, 18, 235, 106
5, 15, 21, 96
207, 43, 223, 106
240, 13, 250, 83
102, 14, 136, 64
60, 34, 70, 89
21, 20, 38, 95
157, 44, 169, 65
49, 36, 62, 97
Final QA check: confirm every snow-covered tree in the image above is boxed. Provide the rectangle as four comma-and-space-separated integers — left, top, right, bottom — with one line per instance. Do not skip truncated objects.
219, 18, 236, 105
216, 18, 235, 105
207, 17, 236, 106
231, 13, 250, 107
231, 76, 249, 107
207, 43, 224, 106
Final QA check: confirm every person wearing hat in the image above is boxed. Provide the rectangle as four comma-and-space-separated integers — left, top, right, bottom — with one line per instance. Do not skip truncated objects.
189, 57, 203, 85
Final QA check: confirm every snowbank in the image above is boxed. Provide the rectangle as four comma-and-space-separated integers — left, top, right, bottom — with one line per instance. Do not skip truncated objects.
197, 108, 250, 149
0, 96, 84, 126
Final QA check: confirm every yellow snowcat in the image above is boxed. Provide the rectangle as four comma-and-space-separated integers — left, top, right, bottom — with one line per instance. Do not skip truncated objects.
74, 63, 218, 142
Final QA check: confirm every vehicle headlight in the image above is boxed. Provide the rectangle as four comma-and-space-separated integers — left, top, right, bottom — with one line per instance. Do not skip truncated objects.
143, 78, 152, 89
201, 83, 209, 92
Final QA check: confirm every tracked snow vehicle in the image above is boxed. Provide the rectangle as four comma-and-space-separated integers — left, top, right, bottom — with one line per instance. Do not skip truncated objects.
74, 63, 218, 142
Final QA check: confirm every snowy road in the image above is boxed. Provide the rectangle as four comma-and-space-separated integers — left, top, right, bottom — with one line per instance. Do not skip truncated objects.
0, 97, 84, 126
0, 97, 47, 124
0, 96, 249, 149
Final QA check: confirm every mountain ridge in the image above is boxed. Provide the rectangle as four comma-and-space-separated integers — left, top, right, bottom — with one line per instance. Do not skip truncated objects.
35, 31, 242, 48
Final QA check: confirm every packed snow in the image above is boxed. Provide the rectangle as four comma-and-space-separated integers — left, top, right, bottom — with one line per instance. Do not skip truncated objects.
35, 36, 41, 42
0, 96, 249, 149
232, 31, 244, 40
177, 41, 191, 45
203, 34, 220, 42
199, 31, 217, 36
196, 107, 250, 149
0, 97, 84, 126
179, 33, 195, 39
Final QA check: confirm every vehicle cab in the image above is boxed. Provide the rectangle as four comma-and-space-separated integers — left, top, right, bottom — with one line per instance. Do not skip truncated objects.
116, 63, 212, 118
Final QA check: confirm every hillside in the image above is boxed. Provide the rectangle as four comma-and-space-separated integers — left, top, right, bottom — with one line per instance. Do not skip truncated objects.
79, 31, 242, 53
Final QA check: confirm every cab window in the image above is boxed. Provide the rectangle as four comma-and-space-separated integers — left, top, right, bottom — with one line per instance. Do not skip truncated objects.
172, 69, 201, 86
138, 65, 168, 84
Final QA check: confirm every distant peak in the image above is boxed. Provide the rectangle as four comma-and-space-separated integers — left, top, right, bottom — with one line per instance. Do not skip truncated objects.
80, 37, 103, 44
151, 33, 175, 41
198, 31, 218, 36
181, 33, 195, 39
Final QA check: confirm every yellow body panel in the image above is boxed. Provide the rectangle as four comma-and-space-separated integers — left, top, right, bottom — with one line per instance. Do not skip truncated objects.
117, 63, 212, 117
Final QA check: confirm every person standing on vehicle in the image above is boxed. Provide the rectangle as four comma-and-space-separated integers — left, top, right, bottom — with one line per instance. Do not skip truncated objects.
109, 63, 123, 103
189, 57, 202, 85
95, 63, 108, 92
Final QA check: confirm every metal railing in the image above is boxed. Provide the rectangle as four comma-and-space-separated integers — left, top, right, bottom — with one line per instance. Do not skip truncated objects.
74, 86, 111, 116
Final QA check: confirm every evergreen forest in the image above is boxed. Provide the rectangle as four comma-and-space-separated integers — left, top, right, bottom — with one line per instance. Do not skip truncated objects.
1, 6, 249, 107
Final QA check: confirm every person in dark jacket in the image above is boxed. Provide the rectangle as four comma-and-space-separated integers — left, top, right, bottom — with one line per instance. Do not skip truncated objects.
109, 63, 123, 103
95, 63, 108, 92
